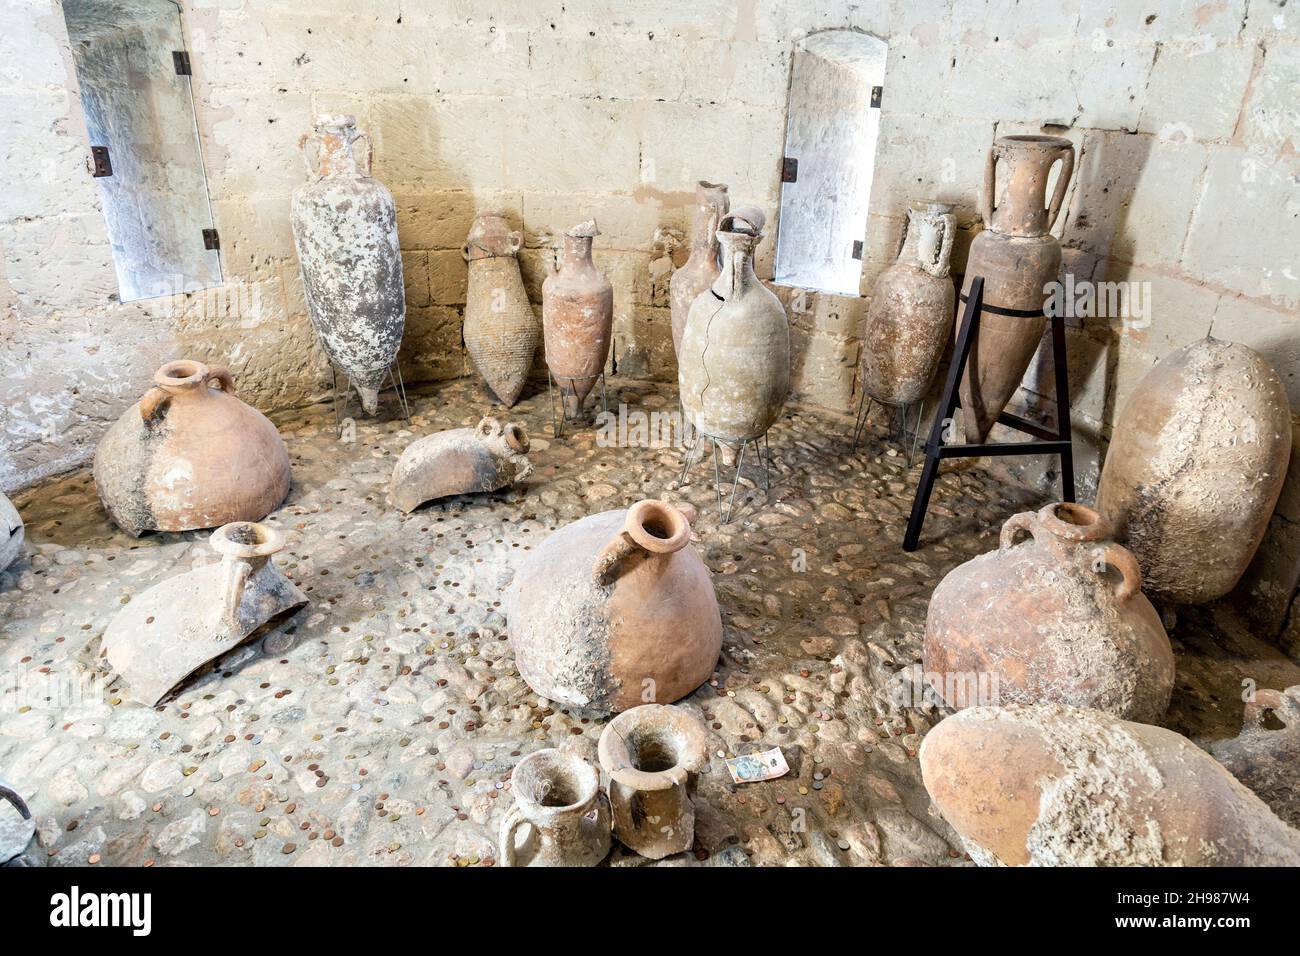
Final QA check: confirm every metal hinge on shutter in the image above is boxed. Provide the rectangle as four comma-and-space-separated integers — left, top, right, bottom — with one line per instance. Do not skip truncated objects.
781, 157, 798, 183
173, 51, 192, 75
202, 228, 220, 251
91, 145, 113, 177
871, 86, 883, 108
851, 240, 864, 260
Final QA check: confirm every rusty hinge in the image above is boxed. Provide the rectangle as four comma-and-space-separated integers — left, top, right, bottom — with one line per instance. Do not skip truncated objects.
202, 228, 220, 251
173, 50, 192, 75
781, 157, 798, 183
851, 239, 864, 260
91, 145, 112, 177
871, 86, 883, 108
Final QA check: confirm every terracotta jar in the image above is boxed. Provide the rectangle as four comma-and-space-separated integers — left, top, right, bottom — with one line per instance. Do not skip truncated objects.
860, 201, 956, 406
542, 220, 613, 418
678, 211, 790, 443
389, 417, 532, 513
920, 703, 1300, 866
498, 749, 611, 867
462, 214, 539, 407
924, 502, 1174, 723
1211, 686, 1300, 828
506, 500, 722, 716
102, 522, 307, 705
93, 361, 292, 536
597, 704, 708, 859
959, 134, 1074, 442
1, 492, 22, 574
670, 181, 729, 358
292, 114, 405, 415
1096, 337, 1292, 604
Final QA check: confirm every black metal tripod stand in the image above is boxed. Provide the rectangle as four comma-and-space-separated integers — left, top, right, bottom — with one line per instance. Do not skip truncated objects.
902, 275, 1075, 551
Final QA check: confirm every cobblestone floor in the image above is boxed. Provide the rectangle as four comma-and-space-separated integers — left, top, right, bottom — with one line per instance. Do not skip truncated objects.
3, 377, 1298, 866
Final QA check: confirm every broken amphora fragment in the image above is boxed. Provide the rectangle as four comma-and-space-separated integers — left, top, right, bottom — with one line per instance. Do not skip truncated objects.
597, 704, 708, 860
1211, 685, 1300, 828
103, 521, 307, 706
919, 703, 1300, 866
499, 749, 611, 867
0, 781, 39, 867
1, 491, 23, 574
507, 500, 722, 716
93, 360, 292, 537
388, 417, 532, 513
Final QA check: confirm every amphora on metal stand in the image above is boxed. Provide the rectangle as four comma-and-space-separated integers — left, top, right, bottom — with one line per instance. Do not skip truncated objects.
959, 134, 1074, 443
462, 214, 539, 407
678, 208, 789, 522
542, 220, 613, 436
670, 181, 729, 358
292, 114, 408, 423
854, 200, 956, 464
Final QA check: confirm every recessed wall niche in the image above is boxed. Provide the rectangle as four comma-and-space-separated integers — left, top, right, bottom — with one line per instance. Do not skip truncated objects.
62, 0, 221, 303
774, 31, 887, 296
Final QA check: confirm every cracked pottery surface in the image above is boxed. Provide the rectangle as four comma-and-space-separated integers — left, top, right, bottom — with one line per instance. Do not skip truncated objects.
3, 377, 1299, 867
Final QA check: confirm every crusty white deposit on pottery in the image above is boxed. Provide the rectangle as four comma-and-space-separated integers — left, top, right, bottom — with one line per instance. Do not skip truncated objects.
292, 115, 405, 414
948, 704, 1300, 867
1096, 337, 1293, 604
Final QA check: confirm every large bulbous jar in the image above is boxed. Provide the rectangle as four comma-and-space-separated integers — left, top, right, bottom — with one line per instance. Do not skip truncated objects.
669, 181, 729, 358
860, 200, 956, 406
679, 212, 790, 443
959, 134, 1074, 442
1096, 337, 1292, 604
291, 114, 405, 415
462, 214, 539, 407
506, 500, 722, 716
924, 502, 1174, 723
542, 220, 613, 418
920, 703, 1300, 867
93, 360, 292, 536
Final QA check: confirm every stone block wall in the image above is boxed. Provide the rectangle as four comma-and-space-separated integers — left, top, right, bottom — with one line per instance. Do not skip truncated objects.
2, 0, 1299, 639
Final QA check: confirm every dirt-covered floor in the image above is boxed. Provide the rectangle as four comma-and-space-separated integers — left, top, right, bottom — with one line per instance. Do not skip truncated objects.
3, 377, 1298, 866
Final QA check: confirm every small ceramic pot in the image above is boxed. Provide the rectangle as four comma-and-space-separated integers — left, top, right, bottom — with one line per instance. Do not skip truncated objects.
597, 704, 708, 859
498, 749, 611, 867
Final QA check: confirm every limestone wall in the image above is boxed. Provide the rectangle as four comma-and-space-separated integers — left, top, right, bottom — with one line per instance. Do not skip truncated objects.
2, 0, 1299, 636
